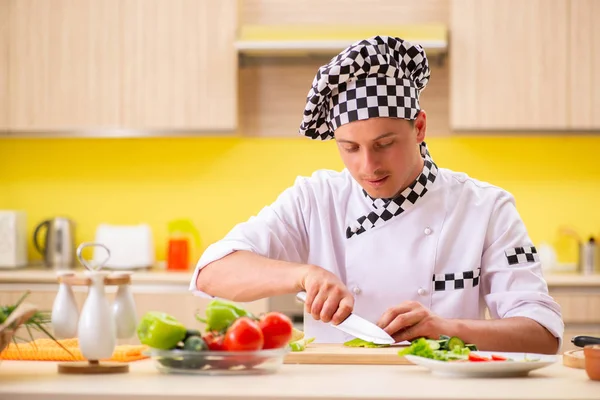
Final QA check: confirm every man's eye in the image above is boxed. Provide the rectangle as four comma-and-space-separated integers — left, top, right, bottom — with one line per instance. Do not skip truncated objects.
377, 141, 394, 148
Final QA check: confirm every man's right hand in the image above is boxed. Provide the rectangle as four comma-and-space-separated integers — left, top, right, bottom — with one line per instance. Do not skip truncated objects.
299, 265, 354, 325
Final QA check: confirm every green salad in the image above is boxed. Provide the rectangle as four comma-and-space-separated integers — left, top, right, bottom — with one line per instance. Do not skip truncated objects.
399, 335, 478, 361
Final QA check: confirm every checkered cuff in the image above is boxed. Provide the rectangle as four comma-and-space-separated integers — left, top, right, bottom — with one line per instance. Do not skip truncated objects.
505, 247, 539, 266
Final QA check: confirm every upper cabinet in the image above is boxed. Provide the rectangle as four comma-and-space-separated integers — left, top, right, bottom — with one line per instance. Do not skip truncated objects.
450, 0, 600, 131
0, 0, 9, 131
8, 0, 121, 131
450, 0, 570, 130
6, 0, 237, 133
121, 0, 237, 131
569, 0, 600, 130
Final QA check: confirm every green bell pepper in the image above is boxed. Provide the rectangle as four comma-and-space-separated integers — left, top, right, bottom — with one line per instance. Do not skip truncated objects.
196, 299, 254, 332
137, 311, 187, 350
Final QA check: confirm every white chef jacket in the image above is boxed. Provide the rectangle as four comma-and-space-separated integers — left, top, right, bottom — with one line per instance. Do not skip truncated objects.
189, 147, 564, 348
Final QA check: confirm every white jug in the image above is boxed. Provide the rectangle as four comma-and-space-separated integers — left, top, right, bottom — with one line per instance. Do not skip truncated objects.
77, 270, 116, 361
51, 271, 80, 338
111, 271, 137, 339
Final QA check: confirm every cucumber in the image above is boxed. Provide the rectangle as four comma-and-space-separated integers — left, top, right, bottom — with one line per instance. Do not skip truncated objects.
183, 329, 202, 342
183, 335, 208, 352
439, 335, 451, 341
437, 339, 449, 350
426, 339, 440, 350
447, 336, 465, 351
465, 343, 478, 351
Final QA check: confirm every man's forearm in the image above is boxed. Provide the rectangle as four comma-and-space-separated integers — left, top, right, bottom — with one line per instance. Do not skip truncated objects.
446, 317, 559, 355
195, 250, 309, 302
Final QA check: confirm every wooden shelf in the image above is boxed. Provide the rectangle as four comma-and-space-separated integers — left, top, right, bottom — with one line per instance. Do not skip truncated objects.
235, 24, 448, 56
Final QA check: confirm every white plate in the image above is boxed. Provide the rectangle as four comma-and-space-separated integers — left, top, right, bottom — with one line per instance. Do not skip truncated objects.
404, 351, 558, 378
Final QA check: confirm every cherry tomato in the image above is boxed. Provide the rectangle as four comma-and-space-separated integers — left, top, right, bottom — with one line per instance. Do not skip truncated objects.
259, 312, 294, 349
223, 317, 264, 351
491, 354, 507, 361
468, 353, 490, 362
202, 331, 225, 351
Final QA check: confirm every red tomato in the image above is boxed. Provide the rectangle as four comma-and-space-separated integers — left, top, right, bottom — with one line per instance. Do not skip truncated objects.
259, 312, 293, 349
203, 332, 225, 351
223, 317, 264, 351
491, 354, 507, 361
468, 353, 490, 362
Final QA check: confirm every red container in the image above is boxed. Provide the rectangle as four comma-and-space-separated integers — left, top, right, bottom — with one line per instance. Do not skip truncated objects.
167, 238, 190, 271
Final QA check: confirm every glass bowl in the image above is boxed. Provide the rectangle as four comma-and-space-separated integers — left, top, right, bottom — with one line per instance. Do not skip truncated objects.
144, 347, 290, 375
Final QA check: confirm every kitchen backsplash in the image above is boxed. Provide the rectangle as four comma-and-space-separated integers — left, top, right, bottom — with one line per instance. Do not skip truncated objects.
1, 135, 599, 266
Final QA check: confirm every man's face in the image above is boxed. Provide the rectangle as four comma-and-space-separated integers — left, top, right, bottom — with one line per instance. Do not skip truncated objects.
334, 113, 427, 199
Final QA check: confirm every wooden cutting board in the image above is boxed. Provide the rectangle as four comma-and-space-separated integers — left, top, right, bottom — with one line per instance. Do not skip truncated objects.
563, 349, 585, 369
283, 344, 413, 365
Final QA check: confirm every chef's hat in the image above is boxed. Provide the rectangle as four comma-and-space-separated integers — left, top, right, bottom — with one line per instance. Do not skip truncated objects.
299, 35, 430, 140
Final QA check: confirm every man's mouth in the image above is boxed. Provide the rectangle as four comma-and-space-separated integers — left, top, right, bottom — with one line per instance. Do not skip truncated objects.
364, 176, 389, 187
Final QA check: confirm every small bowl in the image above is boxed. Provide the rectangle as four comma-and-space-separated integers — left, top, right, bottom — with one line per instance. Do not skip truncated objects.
584, 345, 600, 381
143, 347, 290, 375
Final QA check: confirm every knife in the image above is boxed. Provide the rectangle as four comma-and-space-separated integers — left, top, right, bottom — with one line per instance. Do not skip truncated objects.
571, 335, 600, 348
295, 291, 395, 345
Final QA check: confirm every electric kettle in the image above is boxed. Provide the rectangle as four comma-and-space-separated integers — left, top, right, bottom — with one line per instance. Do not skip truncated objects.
33, 217, 76, 268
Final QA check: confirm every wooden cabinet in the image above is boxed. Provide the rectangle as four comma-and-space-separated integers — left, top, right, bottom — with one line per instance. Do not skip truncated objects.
450, 0, 570, 130
8, 0, 121, 131
569, 0, 600, 129
550, 289, 600, 353
7, 0, 237, 133
0, 0, 9, 131
121, 0, 237, 131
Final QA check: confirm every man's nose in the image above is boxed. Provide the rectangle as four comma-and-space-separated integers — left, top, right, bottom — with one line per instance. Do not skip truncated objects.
360, 149, 380, 175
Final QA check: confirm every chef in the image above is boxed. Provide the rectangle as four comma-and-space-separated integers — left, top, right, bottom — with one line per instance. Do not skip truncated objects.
189, 35, 563, 354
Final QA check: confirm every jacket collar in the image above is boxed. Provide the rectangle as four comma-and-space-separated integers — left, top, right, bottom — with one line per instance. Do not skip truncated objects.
347, 142, 438, 239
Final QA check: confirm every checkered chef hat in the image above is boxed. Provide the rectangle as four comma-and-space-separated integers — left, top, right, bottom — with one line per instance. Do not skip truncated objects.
299, 35, 430, 140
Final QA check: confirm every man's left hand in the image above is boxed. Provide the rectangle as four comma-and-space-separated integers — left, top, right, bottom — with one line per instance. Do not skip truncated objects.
376, 301, 450, 342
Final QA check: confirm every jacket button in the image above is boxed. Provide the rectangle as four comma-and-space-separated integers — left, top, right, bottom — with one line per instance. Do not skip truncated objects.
352, 287, 362, 295
417, 288, 427, 296
424, 227, 432, 235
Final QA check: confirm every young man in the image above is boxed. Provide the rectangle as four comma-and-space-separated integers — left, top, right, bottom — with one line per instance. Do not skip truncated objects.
189, 36, 563, 354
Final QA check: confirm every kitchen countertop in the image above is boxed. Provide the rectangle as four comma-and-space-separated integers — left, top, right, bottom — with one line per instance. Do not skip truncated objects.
0, 266, 194, 286
1, 267, 600, 287
0, 358, 598, 400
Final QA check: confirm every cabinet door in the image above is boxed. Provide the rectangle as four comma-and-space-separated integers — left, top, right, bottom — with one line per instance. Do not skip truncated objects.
450, 0, 569, 130
8, 0, 121, 131
121, 0, 237, 131
570, 0, 600, 129
0, 0, 8, 131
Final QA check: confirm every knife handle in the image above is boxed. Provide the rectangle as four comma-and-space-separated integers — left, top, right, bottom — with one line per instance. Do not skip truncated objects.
296, 291, 307, 303
571, 335, 600, 347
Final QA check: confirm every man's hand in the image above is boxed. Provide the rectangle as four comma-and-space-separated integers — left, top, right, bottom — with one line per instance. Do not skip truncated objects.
299, 265, 354, 325
377, 301, 449, 342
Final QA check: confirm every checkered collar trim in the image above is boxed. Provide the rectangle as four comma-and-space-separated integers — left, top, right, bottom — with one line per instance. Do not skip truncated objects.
299, 35, 430, 141
346, 142, 438, 239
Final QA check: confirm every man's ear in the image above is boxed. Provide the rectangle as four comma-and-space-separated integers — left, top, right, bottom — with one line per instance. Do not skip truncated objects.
414, 110, 427, 142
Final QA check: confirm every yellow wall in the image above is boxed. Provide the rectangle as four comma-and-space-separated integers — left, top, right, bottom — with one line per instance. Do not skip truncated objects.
1, 135, 599, 266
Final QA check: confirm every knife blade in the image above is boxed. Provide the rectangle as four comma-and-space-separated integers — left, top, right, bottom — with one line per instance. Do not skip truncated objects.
295, 291, 395, 345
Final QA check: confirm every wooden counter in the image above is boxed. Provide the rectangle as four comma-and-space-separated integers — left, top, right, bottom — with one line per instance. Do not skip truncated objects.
0, 359, 598, 400
0, 267, 194, 286
2, 268, 599, 287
